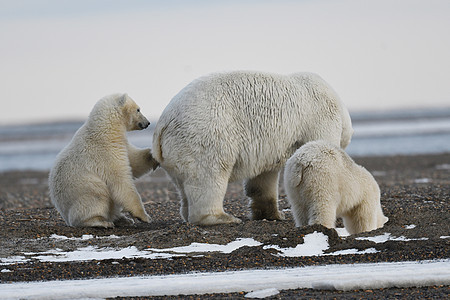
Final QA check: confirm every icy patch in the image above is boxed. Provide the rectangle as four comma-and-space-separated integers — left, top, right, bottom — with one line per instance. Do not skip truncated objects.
3, 238, 262, 264
265, 231, 380, 257
245, 288, 280, 298
1, 260, 448, 298
327, 248, 378, 256
264, 231, 329, 257
414, 178, 431, 183
0, 256, 29, 265
47, 234, 120, 241
405, 224, 416, 229
149, 238, 262, 254
356, 233, 428, 244
49, 234, 93, 240
27, 246, 178, 262
440, 236, 450, 239
436, 163, 450, 170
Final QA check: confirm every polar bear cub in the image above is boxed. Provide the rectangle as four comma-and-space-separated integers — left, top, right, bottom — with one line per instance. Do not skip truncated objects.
49, 93, 158, 228
153, 71, 353, 225
284, 140, 388, 234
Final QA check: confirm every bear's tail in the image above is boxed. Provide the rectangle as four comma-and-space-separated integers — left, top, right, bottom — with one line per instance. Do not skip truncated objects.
152, 124, 165, 164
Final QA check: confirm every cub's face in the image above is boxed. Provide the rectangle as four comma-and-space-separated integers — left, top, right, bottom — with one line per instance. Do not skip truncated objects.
121, 95, 150, 131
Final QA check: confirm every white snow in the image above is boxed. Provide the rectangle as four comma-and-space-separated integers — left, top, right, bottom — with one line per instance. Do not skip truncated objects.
245, 288, 280, 298
327, 248, 378, 256
1, 260, 448, 299
1, 269, 12, 273
0, 256, 29, 265
5, 231, 430, 266
47, 234, 120, 240
436, 163, 450, 170
356, 233, 428, 244
149, 238, 262, 254
28, 246, 179, 262
264, 231, 329, 257
405, 224, 416, 229
264, 231, 379, 257
1, 238, 262, 265
414, 178, 432, 183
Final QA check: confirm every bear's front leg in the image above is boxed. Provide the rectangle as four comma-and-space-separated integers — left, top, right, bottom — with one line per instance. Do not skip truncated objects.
245, 170, 284, 221
127, 145, 159, 178
108, 174, 151, 223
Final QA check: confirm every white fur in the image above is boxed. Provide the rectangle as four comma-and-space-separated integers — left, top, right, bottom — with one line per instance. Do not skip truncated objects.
284, 140, 388, 234
153, 71, 353, 225
49, 93, 158, 228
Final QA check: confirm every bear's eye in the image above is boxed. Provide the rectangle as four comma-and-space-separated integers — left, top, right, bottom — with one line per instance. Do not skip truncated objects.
137, 108, 140, 113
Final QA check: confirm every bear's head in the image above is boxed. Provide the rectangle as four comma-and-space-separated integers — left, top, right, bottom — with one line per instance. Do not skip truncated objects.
118, 94, 150, 131
89, 94, 150, 132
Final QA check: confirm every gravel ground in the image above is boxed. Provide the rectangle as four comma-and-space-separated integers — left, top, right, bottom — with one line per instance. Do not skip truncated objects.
0, 153, 449, 299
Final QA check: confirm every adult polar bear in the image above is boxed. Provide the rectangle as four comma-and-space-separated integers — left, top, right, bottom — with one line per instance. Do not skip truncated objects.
153, 71, 353, 225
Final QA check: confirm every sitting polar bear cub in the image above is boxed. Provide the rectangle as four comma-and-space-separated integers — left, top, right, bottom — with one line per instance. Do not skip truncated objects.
49, 93, 158, 228
284, 140, 388, 234
153, 71, 353, 225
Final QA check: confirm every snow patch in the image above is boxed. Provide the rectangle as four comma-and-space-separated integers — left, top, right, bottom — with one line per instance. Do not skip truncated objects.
28, 246, 178, 262
405, 224, 416, 229
1, 260, 448, 299
47, 234, 120, 241
327, 248, 378, 256
1, 269, 12, 273
2, 238, 262, 264
264, 231, 329, 257
436, 163, 450, 170
0, 256, 29, 265
356, 233, 428, 243
414, 178, 431, 183
245, 288, 280, 298
149, 238, 262, 254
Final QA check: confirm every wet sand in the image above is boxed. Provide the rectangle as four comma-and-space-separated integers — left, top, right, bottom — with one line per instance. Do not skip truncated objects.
0, 153, 449, 299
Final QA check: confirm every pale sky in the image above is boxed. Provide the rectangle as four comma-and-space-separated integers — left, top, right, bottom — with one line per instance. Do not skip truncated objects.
1, 0, 449, 125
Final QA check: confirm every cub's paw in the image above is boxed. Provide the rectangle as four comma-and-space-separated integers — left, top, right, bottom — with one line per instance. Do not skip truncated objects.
114, 214, 135, 226
134, 211, 151, 223
81, 216, 114, 228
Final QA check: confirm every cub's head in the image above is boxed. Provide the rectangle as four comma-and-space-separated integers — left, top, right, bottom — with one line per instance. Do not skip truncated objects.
118, 94, 150, 131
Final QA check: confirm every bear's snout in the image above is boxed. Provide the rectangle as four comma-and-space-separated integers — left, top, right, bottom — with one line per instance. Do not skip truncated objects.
138, 120, 150, 129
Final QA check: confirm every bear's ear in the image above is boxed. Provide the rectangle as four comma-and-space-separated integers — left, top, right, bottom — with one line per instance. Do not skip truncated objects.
118, 94, 128, 106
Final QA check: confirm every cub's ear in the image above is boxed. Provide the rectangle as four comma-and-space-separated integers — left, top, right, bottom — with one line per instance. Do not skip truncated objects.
118, 93, 128, 106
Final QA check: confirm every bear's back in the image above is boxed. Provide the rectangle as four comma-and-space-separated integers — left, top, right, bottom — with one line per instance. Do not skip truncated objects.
155, 71, 344, 146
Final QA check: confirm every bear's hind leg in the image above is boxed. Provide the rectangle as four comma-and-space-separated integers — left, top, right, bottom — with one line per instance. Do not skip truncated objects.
288, 193, 310, 227
342, 201, 378, 234
170, 176, 189, 222
308, 198, 337, 229
183, 175, 241, 225
245, 170, 284, 221
67, 183, 114, 228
